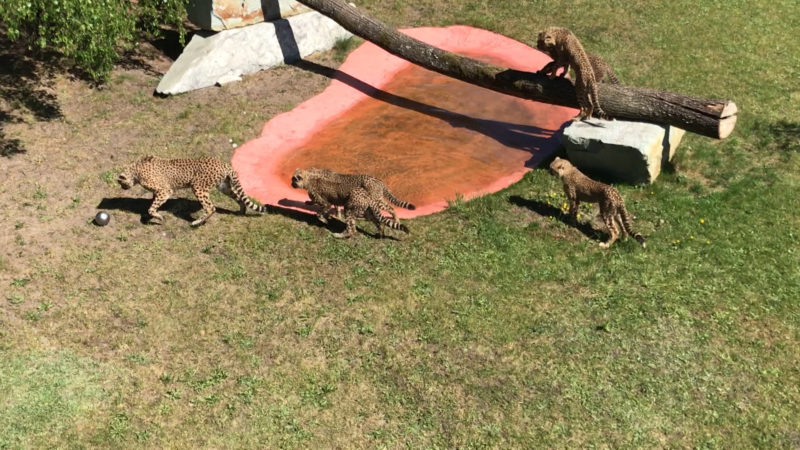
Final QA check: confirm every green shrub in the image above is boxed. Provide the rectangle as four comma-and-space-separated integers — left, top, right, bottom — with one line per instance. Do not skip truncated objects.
0, 0, 188, 82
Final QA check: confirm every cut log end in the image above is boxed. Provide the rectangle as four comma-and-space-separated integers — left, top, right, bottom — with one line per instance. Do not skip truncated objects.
721, 101, 738, 118
718, 113, 737, 139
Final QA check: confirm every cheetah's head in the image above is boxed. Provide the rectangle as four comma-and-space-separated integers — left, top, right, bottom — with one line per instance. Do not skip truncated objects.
549, 156, 573, 177
536, 28, 559, 54
117, 167, 137, 190
291, 168, 309, 189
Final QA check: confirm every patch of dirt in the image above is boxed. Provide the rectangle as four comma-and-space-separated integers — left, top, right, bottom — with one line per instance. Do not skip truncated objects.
0, 40, 343, 285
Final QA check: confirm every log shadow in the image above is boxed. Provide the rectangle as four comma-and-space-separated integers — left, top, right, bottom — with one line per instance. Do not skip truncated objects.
97, 197, 242, 224
764, 120, 800, 154
507, 194, 606, 243
292, 60, 560, 169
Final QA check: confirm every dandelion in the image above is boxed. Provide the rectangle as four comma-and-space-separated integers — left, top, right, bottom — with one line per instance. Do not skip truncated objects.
706, 240, 711, 244
690, 235, 694, 240
700, 218, 705, 224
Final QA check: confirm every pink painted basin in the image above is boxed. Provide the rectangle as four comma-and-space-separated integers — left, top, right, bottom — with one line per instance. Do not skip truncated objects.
233, 25, 576, 218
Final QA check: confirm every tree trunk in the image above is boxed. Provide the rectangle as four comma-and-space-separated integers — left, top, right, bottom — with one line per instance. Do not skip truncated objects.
296, 0, 737, 139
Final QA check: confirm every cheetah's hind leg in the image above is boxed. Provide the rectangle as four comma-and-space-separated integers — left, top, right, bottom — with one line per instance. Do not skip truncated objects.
191, 187, 216, 227
365, 207, 385, 238
218, 178, 248, 214
598, 209, 620, 249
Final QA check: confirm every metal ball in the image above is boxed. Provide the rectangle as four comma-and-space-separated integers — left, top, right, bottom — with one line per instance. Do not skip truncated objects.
94, 211, 110, 226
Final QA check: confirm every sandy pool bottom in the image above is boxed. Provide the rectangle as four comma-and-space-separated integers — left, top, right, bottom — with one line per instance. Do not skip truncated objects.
233, 26, 576, 218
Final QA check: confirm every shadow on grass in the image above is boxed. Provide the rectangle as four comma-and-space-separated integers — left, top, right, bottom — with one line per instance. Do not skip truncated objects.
765, 120, 800, 154
507, 194, 606, 243
118, 28, 202, 79
276, 198, 404, 240
97, 197, 247, 224
1, 111, 25, 157
0, 33, 64, 157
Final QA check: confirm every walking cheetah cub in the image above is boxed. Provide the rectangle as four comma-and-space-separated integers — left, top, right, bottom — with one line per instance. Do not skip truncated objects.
117, 155, 270, 226
536, 27, 607, 120
549, 157, 646, 249
291, 168, 414, 238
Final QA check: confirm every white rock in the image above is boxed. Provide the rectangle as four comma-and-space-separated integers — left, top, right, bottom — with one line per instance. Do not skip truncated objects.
156, 11, 352, 95
215, 73, 242, 86
562, 119, 685, 184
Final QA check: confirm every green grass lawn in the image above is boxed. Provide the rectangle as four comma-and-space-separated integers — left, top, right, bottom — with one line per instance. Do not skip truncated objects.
1, 0, 799, 447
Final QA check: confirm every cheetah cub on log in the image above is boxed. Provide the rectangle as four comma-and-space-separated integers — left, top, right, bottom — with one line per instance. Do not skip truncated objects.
291, 168, 414, 239
539, 52, 619, 85
536, 26, 608, 120
117, 155, 270, 226
549, 157, 645, 249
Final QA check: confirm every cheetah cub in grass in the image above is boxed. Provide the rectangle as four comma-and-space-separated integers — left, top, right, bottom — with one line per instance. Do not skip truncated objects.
117, 155, 270, 226
291, 168, 414, 239
549, 157, 645, 249
536, 26, 607, 120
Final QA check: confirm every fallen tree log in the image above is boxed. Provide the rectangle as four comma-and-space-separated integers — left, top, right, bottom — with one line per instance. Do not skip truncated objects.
296, 0, 737, 139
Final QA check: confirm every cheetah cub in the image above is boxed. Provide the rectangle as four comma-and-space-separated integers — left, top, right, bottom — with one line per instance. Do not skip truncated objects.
291, 168, 414, 239
117, 155, 270, 226
539, 52, 619, 84
536, 27, 607, 120
549, 157, 645, 249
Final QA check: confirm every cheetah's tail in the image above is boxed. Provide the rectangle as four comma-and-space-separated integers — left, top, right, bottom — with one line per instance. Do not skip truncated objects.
228, 171, 271, 213
619, 208, 646, 248
372, 207, 410, 233
383, 188, 416, 210
606, 71, 620, 85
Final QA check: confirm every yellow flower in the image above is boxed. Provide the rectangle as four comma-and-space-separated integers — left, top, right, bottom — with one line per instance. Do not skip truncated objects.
700, 218, 705, 224
690, 235, 694, 240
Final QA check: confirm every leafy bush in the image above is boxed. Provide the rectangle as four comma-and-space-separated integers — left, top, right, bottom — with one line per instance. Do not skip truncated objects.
0, 0, 188, 82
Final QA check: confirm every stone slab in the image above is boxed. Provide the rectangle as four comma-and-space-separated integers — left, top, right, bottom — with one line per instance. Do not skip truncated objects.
156, 11, 352, 95
562, 119, 685, 184
187, 0, 310, 31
